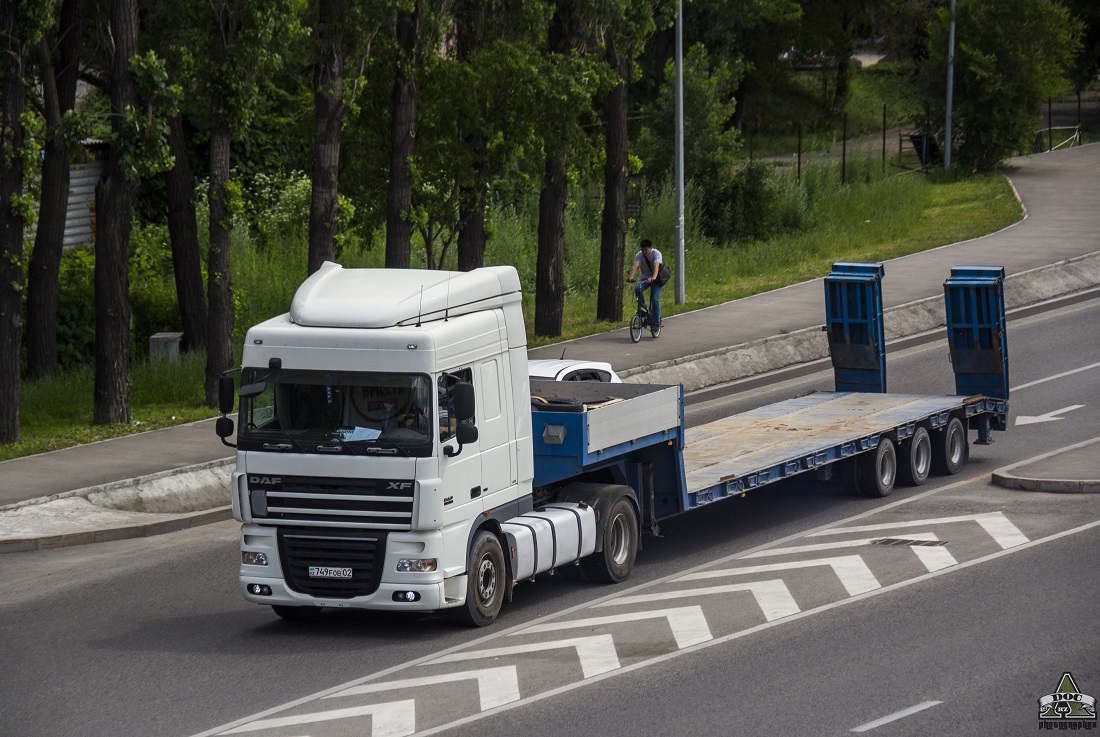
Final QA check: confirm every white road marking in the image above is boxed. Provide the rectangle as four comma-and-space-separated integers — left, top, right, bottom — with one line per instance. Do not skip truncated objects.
909, 544, 958, 572
326, 666, 520, 711
808, 511, 1029, 549
850, 700, 943, 732
743, 533, 938, 556
593, 580, 800, 621
516, 606, 713, 649
427, 635, 620, 678
679, 555, 881, 596
1012, 361, 1100, 392
219, 700, 415, 736
1015, 404, 1085, 426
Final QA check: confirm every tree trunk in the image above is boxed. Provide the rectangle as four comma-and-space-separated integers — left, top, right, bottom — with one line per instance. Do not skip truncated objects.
164, 115, 207, 352
93, 0, 139, 426
27, 0, 84, 380
534, 154, 566, 338
385, 3, 420, 269
456, 172, 486, 272
597, 52, 629, 323
308, 0, 344, 275
204, 119, 234, 407
0, 0, 25, 442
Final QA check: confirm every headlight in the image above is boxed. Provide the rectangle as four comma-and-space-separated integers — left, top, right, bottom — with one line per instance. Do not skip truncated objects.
242, 551, 268, 566
396, 558, 437, 573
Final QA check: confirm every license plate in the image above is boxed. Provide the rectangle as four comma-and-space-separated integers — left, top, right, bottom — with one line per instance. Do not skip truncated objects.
308, 566, 353, 579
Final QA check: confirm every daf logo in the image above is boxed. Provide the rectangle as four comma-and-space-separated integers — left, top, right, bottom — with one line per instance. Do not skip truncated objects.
248, 476, 281, 485
387, 481, 414, 490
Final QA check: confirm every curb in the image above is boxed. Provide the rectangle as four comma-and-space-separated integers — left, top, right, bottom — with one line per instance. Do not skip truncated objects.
0, 506, 233, 554
991, 437, 1100, 494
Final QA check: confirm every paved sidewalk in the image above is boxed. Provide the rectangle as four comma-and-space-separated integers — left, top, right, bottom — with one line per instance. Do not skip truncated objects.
992, 438, 1100, 494
2, 143, 1100, 551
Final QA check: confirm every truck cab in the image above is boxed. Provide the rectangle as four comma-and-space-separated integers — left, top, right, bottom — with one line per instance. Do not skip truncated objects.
220, 263, 539, 623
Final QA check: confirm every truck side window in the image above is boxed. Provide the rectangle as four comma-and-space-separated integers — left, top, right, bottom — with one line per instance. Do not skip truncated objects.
438, 368, 473, 442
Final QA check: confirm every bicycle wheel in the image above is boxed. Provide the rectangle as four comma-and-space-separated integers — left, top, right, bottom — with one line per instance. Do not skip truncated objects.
629, 314, 643, 343
650, 321, 661, 338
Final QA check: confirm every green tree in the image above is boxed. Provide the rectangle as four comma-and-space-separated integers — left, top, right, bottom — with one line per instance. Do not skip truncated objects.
920, 0, 1083, 171
0, 0, 54, 442
26, 0, 83, 380
177, 0, 306, 406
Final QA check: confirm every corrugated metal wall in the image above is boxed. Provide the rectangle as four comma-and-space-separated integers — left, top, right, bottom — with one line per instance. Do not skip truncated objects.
64, 160, 104, 247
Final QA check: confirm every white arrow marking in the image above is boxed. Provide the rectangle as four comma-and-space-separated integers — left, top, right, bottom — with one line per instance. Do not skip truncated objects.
1015, 404, 1085, 426
680, 555, 881, 597
741, 533, 958, 573
808, 511, 1029, 549
516, 606, 713, 649
219, 700, 415, 736
427, 635, 620, 678
327, 666, 520, 712
594, 580, 800, 621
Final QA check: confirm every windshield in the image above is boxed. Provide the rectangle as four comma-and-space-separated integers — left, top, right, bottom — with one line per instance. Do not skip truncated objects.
238, 368, 433, 456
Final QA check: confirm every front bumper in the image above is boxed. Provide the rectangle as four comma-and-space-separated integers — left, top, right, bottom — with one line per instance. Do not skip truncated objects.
239, 523, 463, 612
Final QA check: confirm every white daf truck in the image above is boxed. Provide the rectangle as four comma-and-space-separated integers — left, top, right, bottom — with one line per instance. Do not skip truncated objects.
216, 261, 1008, 626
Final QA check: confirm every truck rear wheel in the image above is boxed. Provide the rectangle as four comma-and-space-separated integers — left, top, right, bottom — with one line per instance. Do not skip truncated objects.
581, 497, 638, 583
898, 426, 932, 486
932, 416, 968, 475
272, 605, 323, 621
451, 530, 506, 627
854, 439, 897, 498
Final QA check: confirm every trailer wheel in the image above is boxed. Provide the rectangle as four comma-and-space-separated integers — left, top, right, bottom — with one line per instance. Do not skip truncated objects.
581, 497, 638, 583
855, 439, 897, 498
898, 426, 932, 486
451, 530, 506, 627
272, 605, 323, 621
932, 416, 968, 475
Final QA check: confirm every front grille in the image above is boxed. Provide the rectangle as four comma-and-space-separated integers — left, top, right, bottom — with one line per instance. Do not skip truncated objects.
255, 475, 414, 528
277, 527, 387, 598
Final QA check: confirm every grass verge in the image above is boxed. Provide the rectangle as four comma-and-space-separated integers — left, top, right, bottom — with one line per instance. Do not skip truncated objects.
2, 166, 1021, 461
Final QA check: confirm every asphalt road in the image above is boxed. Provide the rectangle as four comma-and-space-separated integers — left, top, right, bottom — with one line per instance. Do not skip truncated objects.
1, 296, 1098, 737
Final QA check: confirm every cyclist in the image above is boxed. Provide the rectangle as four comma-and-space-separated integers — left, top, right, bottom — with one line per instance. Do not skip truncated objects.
627, 238, 664, 331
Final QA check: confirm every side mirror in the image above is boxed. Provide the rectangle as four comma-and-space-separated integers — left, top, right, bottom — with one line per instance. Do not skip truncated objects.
218, 375, 236, 415
216, 416, 236, 448
453, 382, 475, 421
456, 424, 478, 445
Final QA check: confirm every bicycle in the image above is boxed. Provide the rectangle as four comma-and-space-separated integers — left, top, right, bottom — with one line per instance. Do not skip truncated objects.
627, 279, 661, 342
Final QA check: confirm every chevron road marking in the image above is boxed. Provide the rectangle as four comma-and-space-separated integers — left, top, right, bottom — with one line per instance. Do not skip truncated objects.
678, 555, 881, 597
515, 605, 713, 649
219, 700, 415, 736
593, 580, 800, 621
807, 511, 1029, 549
427, 634, 620, 678
326, 666, 520, 712
740, 532, 958, 573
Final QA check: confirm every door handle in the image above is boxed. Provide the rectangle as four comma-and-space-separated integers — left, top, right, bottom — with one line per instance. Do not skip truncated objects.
470, 486, 482, 499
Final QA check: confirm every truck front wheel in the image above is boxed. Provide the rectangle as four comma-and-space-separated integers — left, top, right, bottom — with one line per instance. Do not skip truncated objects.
581, 497, 638, 583
451, 530, 506, 627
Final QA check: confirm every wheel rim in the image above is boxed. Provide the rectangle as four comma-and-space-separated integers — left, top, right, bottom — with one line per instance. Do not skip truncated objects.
630, 316, 642, 342
913, 434, 931, 477
476, 555, 498, 605
879, 447, 896, 487
948, 425, 964, 465
609, 514, 629, 566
